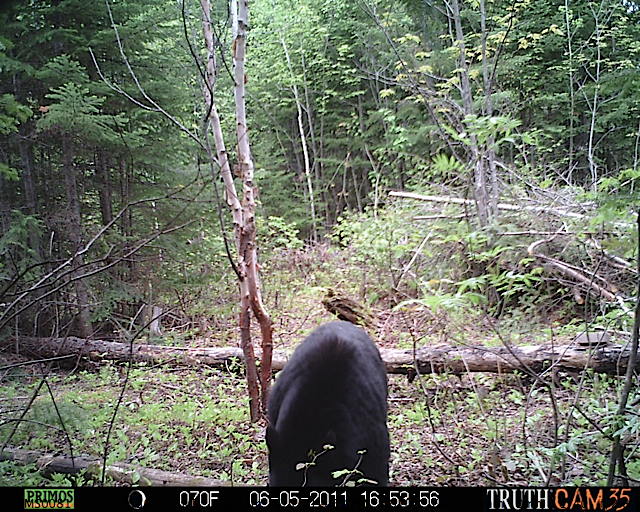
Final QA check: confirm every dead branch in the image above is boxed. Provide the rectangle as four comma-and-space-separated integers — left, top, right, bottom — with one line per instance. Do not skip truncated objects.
527, 238, 622, 305
389, 190, 588, 220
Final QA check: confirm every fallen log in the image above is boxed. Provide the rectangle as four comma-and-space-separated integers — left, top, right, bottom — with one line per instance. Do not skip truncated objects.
0, 447, 223, 486
388, 190, 589, 220
380, 342, 636, 377
4, 335, 638, 376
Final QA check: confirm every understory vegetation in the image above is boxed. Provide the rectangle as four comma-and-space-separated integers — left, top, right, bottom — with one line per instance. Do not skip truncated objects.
2, 358, 633, 486
2, 200, 639, 486
0, 0, 639, 488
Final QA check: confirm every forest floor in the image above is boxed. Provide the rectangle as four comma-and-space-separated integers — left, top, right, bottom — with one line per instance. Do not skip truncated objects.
0, 246, 633, 486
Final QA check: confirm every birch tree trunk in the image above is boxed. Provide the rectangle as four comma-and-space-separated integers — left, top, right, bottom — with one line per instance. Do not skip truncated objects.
278, 28, 317, 242
234, 0, 274, 417
585, 4, 602, 193
201, 0, 272, 421
564, 0, 576, 183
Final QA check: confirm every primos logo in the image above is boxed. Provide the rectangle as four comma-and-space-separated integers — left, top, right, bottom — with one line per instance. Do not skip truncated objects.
24, 489, 74, 509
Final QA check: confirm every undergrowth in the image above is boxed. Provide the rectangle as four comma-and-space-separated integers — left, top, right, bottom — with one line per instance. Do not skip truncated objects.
1, 202, 638, 486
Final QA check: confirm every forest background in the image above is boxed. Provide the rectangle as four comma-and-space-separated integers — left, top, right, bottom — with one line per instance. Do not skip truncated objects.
0, 0, 639, 488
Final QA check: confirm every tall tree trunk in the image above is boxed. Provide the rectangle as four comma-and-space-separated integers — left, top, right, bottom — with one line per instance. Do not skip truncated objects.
96, 149, 113, 226
585, 4, 602, 193
301, 51, 322, 227
480, 0, 498, 222
201, 0, 272, 421
17, 122, 46, 335
18, 123, 41, 256
279, 29, 317, 242
358, 95, 381, 219
201, 0, 260, 422
119, 155, 131, 237
118, 155, 134, 276
564, 0, 576, 183
234, 0, 273, 416
450, 0, 488, 227
62, 136, 93, 339
319, 31, 330, 230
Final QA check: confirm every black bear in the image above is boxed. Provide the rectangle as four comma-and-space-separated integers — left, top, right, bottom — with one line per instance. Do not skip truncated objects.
267, 321, 389, 486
